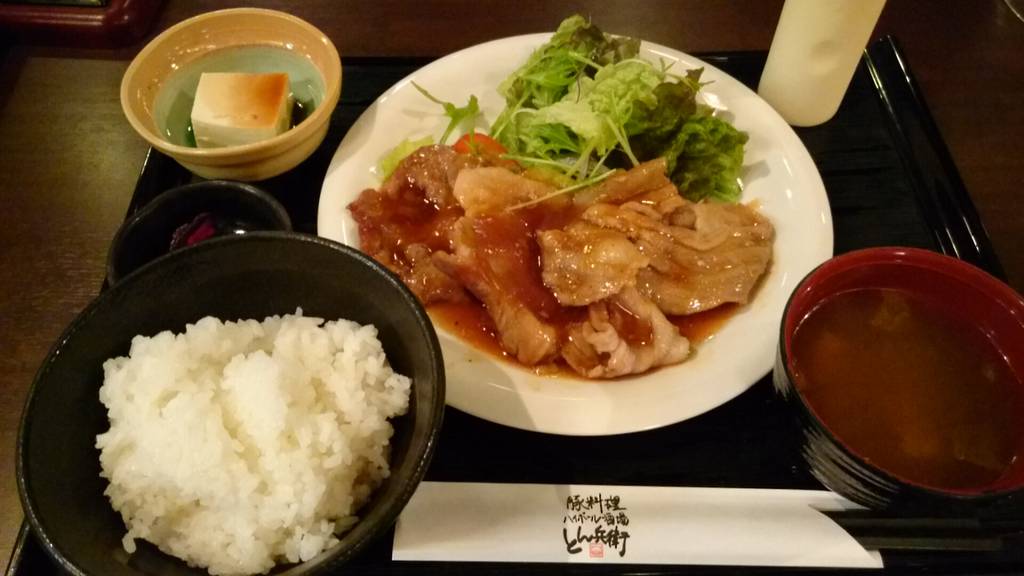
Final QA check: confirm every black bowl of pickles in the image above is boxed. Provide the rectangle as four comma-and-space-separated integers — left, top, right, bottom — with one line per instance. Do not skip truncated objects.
106, 180, 292, 285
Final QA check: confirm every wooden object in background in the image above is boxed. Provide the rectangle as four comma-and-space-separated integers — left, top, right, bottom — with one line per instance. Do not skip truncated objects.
0, 0, 162, 47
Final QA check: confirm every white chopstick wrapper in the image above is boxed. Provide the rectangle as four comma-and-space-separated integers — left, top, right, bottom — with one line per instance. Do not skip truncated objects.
392, 482, 883, 568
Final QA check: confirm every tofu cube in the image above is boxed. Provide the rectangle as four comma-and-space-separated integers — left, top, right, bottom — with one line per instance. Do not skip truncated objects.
190, 72, 293, 148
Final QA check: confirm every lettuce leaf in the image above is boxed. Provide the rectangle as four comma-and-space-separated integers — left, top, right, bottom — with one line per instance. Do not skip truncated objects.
506, 59, 666, 167
662, 114, 748, 203
490, 15, 748, 203
627, 80, 698, 143
412, 82, 480, 145
497, 15, 609, 110
377, 135, 433, 180
492, 15, 639, 145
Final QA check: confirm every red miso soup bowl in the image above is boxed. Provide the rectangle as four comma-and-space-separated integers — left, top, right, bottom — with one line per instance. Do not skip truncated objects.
774, 247, 1024, 513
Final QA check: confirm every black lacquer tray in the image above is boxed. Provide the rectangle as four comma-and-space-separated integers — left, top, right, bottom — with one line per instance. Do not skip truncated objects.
7, 36, 1023, 576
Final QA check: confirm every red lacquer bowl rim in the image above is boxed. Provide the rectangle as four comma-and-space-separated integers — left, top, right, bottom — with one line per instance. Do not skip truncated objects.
781, 246, 1024, 498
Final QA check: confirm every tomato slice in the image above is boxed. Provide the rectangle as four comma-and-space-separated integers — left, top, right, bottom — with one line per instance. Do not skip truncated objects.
453, 132, 507, 156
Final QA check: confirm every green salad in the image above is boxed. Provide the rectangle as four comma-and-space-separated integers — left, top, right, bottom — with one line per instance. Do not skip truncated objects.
389, 15, 749, 203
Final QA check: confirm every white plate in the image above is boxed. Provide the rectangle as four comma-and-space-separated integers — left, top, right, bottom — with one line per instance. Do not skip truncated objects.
318, 34, 833, 435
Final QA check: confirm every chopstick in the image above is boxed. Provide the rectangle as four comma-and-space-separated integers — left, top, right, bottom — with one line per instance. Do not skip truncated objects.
856, 535, 1004, 552
827, 510, 1024, 552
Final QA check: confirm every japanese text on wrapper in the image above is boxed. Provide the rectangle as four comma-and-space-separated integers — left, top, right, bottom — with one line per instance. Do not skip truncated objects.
562, 492, 631, 558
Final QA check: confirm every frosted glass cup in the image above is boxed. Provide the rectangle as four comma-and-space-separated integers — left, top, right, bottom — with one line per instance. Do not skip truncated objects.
758, 0, 887, 127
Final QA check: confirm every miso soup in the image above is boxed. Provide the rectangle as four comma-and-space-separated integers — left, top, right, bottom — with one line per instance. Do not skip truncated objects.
790, 288, 1024, 492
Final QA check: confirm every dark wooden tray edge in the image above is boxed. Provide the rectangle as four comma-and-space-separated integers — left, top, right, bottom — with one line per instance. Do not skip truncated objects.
864, 36, 1005, 278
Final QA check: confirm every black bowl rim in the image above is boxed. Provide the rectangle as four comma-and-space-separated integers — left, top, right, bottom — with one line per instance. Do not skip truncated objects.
777, 246, 1024, 505
105, 180, 293, 286
18, 231, 445, 576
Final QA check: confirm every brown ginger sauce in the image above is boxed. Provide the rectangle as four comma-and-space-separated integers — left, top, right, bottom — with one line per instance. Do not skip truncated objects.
353, 174, 739, 378
350, 180, 463, 258
430, 299, 737, 378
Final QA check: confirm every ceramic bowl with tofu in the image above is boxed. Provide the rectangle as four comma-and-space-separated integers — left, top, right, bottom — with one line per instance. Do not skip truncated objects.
121, 8, 342, 181
191, 72, 296, 149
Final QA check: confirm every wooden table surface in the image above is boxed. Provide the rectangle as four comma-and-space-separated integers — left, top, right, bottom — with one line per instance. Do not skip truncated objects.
1, 0, 1022, 568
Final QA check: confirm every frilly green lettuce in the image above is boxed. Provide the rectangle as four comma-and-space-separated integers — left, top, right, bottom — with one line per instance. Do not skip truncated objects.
491, 15, 747, 203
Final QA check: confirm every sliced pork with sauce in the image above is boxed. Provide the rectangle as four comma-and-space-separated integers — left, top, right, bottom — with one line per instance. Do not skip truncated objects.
453, 166, 556, 216
573, 158, 676, 207
434, 215, 562, 365
635, 202, 774, 314
349, 145, 481, 304
562, 286, 691, 378
580, 192, 774, 315
381, 144, 481, 207
538, 222, 648, 306
350, 145, 775, 378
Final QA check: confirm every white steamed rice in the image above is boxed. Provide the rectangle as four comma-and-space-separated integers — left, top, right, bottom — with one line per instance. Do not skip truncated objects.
95, 310, 411, 575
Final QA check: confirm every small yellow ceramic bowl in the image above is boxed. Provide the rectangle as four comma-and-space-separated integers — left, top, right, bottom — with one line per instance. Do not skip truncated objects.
121, 8, 342, 181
